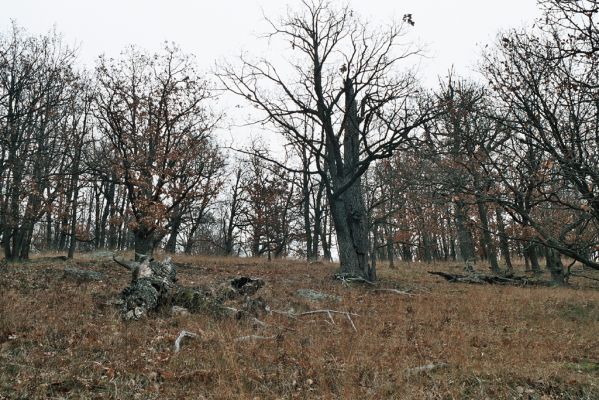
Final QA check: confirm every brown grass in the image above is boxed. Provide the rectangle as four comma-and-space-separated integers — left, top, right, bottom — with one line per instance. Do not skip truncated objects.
1, 254, 598, 399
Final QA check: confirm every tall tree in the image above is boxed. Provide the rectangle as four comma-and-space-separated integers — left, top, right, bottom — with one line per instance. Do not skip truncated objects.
219, 1, 434, 280
95, 44, 219, 260
0, 24, 77, 260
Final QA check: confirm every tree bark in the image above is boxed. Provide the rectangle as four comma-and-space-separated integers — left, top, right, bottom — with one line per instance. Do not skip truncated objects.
454, 200, 476, 264
165, 205, 182, 254
544, 247, 565, 285
495, 207, 513, 272
476, 200, 500, 273
329, 78, 373, 281
134, 230, 156, 261
525, 241, 541, 274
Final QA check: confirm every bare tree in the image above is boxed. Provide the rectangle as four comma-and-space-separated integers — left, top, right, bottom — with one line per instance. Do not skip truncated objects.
483, 25, 599, 275
0, 23, 78, 260
219, 1, 435, 280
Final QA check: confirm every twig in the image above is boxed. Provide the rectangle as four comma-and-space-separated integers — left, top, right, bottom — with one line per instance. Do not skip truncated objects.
234, 335, 276, 342
221, 306, 240, 316
271, 309, 299, 319
346, 313, 357, 332
372, 288, 414, 296
334, 273, 376, 286
326, 310, 335, 325
297, 309, 359, 331
251, 317, 268, 327
405, 363, 449, 376
174, 330, 199, 352
298, 310, 359, 317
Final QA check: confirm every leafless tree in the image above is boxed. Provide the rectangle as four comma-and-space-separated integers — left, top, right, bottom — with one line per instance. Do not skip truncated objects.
219, 1, 435, 280
0, 23, 78, 260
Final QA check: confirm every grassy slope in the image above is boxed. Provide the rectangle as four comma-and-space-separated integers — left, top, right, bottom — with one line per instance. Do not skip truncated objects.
1, 254, 598, 399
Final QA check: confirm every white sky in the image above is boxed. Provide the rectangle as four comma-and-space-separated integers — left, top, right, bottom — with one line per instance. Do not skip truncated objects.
4, 0, 539, 83
2, 0, 541, 144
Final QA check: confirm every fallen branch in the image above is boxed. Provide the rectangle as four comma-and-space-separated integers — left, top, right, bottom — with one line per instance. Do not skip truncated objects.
271, 309, 298, 319
372, 288, 414, 296
405, 362, 449, 376
326, 310, 335, 325
296, 309, 359, 331
334, 273, 376, 286
220, 306, 240, 316
346, 313, 357, 332
174, 330, 199, 352
298, 309, 359, 317
428, 271, 550, 286
251, 317, 268, 327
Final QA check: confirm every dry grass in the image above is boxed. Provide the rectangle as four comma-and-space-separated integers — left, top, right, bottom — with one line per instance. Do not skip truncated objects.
1, 254, 599, 399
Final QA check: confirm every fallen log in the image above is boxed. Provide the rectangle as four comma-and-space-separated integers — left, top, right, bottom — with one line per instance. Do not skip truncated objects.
114, 255, 266, 320
428, 271, 551, 286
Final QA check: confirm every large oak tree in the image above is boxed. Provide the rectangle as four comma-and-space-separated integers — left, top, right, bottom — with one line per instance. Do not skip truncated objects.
95, 45, 220, 260
219, 1, 435, 280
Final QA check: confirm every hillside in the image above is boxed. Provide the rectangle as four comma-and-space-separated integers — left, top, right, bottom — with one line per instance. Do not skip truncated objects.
1, 255, 598, 399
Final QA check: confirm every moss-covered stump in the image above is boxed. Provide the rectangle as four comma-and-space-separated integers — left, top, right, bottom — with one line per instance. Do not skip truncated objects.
113, 255, 266, 320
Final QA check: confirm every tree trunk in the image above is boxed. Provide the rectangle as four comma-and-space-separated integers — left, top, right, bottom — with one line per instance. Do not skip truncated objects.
369, 224, 378, 274
476, 200, 500, 273
526, 241, 541, 274
421, 231, 432, 263
320, 192, 332, 262
330, 78, 373, 281
495, 207, 513, 272
544, 247, 565, 285
99, 179, 116, 248
385, 225, 395, 268
67, 184, 80, 259
454, 200, 476, 264
311, 182, 323, 261
301, 153, 314, 261
165, 206, 182, 254
116, 255, 266, 320
134, 230, 156, 261
402, 243, 413, 262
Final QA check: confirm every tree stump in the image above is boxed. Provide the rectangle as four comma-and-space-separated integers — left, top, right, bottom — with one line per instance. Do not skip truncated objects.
113, 255, 266, 320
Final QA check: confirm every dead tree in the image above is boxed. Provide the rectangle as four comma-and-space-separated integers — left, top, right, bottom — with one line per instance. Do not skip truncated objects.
113, 255, 266, 320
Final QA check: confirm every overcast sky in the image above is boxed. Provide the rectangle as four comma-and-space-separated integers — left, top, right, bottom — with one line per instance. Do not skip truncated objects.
2, 1, 541, 145
4, 0, 540, 83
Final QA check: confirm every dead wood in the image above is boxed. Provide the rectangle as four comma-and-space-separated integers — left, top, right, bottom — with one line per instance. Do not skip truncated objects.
333, 272, 375, 286
569, 272, 599, 283
114, 256, 266, 320
405, 363, 449, 376
428, 271, 551, 286
174, 330, 200, 352
372, 288, 414, 296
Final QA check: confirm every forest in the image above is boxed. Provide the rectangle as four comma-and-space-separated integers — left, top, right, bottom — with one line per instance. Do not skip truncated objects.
0, 0, 598, 283
1, 0, 599, 398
